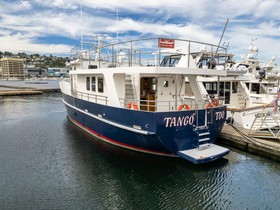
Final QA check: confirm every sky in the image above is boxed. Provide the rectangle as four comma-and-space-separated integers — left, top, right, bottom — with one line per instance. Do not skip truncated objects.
1, 0, 280, 63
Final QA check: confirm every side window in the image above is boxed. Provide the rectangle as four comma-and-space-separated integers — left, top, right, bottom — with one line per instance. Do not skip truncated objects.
98, 77, 104, 93
91, 76, 96, 91
86, 77, 90, 90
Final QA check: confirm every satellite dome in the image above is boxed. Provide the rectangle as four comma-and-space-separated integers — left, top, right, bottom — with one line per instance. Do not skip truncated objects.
253, 46, 258, 52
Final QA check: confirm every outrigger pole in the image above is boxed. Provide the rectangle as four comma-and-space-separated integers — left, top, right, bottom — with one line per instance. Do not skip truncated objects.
216, 18, 229, 55
216, 18, 229, 100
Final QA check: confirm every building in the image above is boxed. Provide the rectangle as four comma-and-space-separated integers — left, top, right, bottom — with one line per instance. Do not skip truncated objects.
0, 57, 25, 79
26, 67, 48, 78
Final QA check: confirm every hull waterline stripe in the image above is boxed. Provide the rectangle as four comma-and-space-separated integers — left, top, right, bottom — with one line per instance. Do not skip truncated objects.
68, 116, 175, 157
62, 98, 155, 135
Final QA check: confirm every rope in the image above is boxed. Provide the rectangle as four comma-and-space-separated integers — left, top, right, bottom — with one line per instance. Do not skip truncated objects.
228, 124, 280, 150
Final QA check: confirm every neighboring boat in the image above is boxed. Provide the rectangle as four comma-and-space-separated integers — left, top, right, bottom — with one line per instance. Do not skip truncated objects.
60, 37, 231, 164
198, 43, 280, 131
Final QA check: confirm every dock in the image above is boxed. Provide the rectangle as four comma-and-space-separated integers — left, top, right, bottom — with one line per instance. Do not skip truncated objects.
0, 79, 60, 96
0, 90, 43, 96
219, 124, 280, 161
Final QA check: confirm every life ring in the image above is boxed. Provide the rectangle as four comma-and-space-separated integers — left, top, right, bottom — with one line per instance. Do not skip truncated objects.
178, 104, 191, 111
211, 99, 219, 106
127, 102, 139, 110
204, 103, 214, 109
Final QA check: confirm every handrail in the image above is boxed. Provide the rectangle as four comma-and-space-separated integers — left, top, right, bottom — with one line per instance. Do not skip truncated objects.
120, 97, 219, 112
75, 91, 108, 105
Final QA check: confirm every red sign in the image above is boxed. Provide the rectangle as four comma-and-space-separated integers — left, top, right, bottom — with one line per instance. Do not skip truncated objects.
158, 38, 175, 48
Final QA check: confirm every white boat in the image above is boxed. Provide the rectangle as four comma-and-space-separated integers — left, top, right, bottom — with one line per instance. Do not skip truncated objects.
60, 37, 232, 164
197, 43, 280, 132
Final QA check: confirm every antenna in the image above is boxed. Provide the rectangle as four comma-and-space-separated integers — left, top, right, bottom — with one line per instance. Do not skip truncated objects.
80, 1, 83, 50
116, 10, 119, 43
215, 18, 229, 55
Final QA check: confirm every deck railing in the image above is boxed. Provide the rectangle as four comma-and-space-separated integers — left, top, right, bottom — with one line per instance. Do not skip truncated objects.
72, 90, 220, 112
69, 37, 229, 69
120, 97, 216, 112
75, 91, 108, 105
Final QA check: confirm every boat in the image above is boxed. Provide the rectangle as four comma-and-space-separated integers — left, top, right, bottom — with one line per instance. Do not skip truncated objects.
197, 43, 280, 137
60, 36, 231, 164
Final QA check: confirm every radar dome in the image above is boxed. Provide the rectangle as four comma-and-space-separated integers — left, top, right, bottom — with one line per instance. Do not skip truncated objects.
248, 45, 253, 51
253, 46, 258, 52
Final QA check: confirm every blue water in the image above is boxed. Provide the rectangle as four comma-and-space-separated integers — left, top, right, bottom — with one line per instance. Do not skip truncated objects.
0, 94, 280, 209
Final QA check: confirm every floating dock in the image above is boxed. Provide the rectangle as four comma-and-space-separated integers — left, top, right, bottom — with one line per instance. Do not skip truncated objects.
0, 90, 43, 96
219, 124, 280, 162
0, 79, 60, 96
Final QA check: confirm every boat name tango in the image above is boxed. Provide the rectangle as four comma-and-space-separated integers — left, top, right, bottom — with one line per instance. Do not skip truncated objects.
164, 115, 195, 127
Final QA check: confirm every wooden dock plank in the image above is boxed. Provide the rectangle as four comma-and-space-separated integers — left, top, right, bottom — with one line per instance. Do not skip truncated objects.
0, 90, 43, 96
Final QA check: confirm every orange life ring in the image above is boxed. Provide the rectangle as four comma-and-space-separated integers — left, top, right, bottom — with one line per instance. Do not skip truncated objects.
205, 103, 214, 109
127, 102, 139, 110
178, 104, 191, 111
211, 99, 219, 106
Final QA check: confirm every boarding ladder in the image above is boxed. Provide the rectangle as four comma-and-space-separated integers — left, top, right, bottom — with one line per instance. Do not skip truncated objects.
248, 111, 280, 140
176, 108, 229, 164
194, 126, 211, 148
194, 107, 212, 148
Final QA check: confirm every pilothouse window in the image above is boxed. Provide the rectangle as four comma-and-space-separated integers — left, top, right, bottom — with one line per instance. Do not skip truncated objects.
160, 55, 181, 67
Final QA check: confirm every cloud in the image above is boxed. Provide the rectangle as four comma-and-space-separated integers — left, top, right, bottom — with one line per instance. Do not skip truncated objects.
0, 0, 280, 62
0, 32, 71, 54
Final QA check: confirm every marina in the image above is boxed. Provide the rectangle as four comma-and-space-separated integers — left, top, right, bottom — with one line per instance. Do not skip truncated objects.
2, 1, 280, 209
0, 93, 280, 209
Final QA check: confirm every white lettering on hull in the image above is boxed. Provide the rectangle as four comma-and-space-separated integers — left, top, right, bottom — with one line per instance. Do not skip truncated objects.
164, 111, 225, 128
164, 115, 195, 128
215, 111, 225, 120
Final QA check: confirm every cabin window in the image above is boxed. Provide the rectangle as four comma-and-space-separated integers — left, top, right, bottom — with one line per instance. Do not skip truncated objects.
98, 77, 104, 93
203, 82, 217, 95
163, 80, 168, 87
91, 77, 96, 91
86, 77, 90, 91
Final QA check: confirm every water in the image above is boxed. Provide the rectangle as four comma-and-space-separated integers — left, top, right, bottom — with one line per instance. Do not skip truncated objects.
0, 94, 280, 210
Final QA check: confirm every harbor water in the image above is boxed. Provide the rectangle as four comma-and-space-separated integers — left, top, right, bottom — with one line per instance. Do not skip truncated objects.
0, 93, 280, 209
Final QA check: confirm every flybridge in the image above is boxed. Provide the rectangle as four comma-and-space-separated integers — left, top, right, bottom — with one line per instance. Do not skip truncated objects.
67, 37, 232, 71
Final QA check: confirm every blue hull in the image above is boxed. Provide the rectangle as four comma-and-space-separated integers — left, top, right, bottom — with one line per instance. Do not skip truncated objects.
62, 94, 227, 162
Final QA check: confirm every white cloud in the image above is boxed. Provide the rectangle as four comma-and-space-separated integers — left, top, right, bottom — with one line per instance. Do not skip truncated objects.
0, 32, 71, 54
0, 0, 280, 62
14, 0, 32, 11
